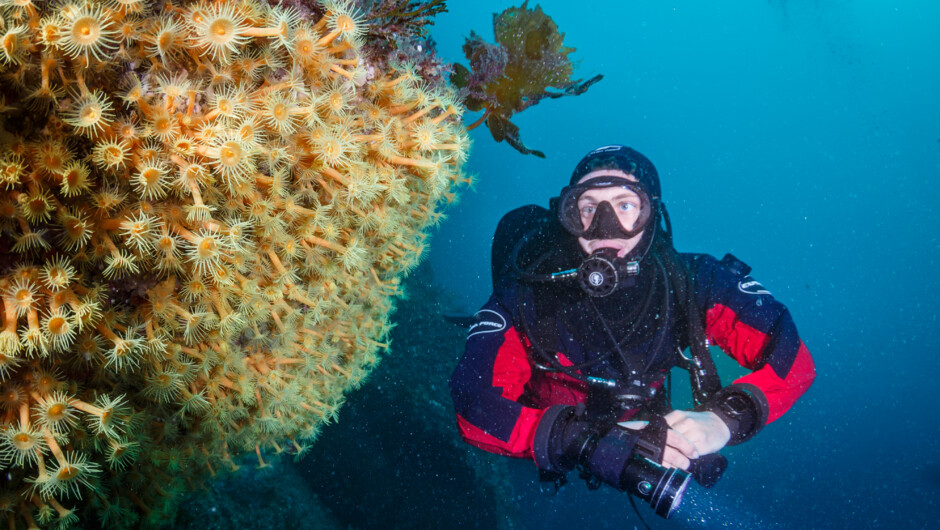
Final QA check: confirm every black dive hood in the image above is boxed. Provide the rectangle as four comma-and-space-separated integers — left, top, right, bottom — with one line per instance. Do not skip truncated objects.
568, 145, 662, 200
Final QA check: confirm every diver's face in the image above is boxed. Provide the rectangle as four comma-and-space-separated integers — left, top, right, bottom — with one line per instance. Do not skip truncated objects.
576, 169, 645, 258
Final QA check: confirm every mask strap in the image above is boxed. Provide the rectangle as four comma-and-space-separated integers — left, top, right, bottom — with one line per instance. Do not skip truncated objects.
659, 202, 672, 243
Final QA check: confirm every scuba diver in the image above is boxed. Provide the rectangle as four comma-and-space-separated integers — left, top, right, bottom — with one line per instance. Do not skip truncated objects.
448, 145, 816, 520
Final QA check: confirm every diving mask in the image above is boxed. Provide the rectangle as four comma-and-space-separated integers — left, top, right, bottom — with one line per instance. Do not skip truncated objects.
557, 177, 654, 240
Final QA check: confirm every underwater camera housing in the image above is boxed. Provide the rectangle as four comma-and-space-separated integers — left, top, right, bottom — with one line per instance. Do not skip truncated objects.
583, 425, 691, 519
610, 423, 728, 518
621, 453, 691, 518
588, 426, 728, 518
534, 406, 728, 519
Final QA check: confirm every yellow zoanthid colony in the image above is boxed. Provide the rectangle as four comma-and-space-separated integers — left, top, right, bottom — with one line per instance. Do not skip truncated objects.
0, 0, 470, 526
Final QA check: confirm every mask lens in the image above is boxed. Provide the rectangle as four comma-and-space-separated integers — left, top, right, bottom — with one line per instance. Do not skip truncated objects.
558, 178, 652, 239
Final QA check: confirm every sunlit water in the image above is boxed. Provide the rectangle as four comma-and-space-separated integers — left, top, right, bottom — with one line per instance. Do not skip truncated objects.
428, 1, 940, 528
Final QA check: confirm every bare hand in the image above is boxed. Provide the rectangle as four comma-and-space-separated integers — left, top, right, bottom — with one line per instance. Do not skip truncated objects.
661, 425, 699, 471
619, 410, 731, 471
662, 410, 731, 470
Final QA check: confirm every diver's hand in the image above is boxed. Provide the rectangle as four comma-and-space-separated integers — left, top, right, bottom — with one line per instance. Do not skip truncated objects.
663, 410, 731, 468
660, 424, 699, 471
617, 419, 701, 471
619, 411, 731, 471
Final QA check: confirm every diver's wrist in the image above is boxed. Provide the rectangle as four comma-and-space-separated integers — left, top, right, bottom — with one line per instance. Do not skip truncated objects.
697, 384, 769, 445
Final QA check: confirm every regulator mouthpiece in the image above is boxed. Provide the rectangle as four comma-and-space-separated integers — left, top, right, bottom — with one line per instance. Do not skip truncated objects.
578, 247, 639, 297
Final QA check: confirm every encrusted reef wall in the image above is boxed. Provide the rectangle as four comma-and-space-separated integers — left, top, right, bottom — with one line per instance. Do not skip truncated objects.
0, 0, 469, 527
297, 263, 523, 529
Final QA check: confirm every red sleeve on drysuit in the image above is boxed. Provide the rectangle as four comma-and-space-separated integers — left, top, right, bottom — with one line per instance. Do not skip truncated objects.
695, 254, 817, 424
455, 326, 544, 458
450, 293, 586, 459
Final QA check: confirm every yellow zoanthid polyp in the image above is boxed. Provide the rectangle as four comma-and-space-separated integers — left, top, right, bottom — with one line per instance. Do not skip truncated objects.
61, 89, 114, 137
191, 2, 250, 64
0, 0, 472, 526
58, 1, 119, 62
0, 25, 31, 66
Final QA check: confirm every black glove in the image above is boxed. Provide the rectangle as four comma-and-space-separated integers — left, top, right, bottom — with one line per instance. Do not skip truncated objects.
696, 383, 770, 445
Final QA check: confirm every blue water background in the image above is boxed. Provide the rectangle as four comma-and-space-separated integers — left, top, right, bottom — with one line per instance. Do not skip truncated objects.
427, 1, 940, 528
